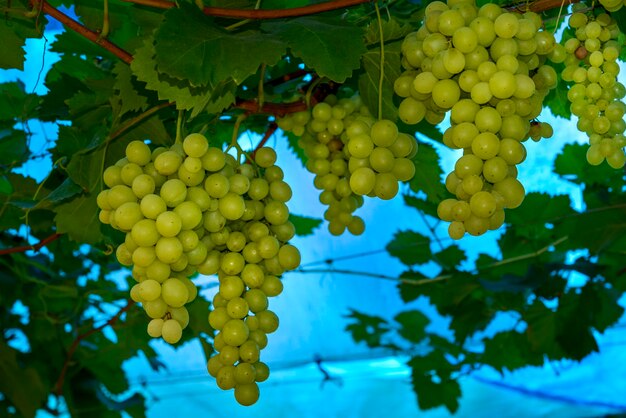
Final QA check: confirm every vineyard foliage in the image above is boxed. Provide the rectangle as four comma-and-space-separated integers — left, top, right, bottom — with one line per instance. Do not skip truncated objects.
1, 0, 626, 415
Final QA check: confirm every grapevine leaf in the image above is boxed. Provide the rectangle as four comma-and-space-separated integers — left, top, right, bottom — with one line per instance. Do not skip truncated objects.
397, 270, 430, 302
0, 0, 46, 70
289, 214, 322, 237
0, 339, 47, 418
186, 294, 214, 337
386, 230, 431, 265
284, 130, 308, 166
0, 81, 40, 120
505, 192, 574, 239
54, 194, 103, 244
482, 331, 540, 373
359, 41, 402, 121
0, 25, 27, 70
263, 16, 366, 83
403, 194, 438, 218
364, 17, 413, 45
543, 63, 570, 119
35, 178, 83, 209
394, 310, 429, 343
131, 37, 237, 117
523, 299, 557, 354
409, 142, 447, 203
113, 62, 149, 116
410, 120, 444, 143
434, 245, 466, 270
611, 8, 626, 34
554, 143, 622, 185
0, 129, 29, 165
409, 353, 461, 413
154, 4, 285, 86
0, 175, 12, 194
344, 309, 390, 348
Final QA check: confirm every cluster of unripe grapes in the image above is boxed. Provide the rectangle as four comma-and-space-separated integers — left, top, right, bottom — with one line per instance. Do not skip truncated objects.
396, 0, 558, 239
562, 10, 626, 168
278, 95, 418, 236
97, 134, 301, 405
599, 0, 626, 12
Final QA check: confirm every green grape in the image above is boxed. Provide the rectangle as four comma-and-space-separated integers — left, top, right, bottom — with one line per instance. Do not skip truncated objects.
161, 319, 183, 344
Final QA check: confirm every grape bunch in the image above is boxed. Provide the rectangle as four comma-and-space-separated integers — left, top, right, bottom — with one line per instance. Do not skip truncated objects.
279, 95, 418, 236
202, 146, 301, 406
599, 0, 626, 12
561, 11, 626, 168
97, 134, 301, 405
97, 138, 208, 344
396, 0, 558, 239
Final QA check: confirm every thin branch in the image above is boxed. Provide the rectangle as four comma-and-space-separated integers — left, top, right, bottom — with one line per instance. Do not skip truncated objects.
31, 0, 133, 64
251, 122, 278, 159
234, 99, 308, 116
54, 300, 135, 396
121, 0, 371, 19
0, 233, 62, 256
508, 0, 581, 12
109, 102, 175, 141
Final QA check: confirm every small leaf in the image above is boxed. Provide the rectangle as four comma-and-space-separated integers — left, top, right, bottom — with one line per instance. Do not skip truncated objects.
54, 194, 103, 244
409, 142, 447, 203
408, 353, 461, 413
263, 16, 366, 82
113, 62, 149, 116
0, 175, 12, 194
554, 143, 620, 186
344, 309, 390, 348
0, 129, 29, 165
394, 310, 429, 343
386, 230, 431, 265
289, 214, 322, 237
434, 245, 466, 270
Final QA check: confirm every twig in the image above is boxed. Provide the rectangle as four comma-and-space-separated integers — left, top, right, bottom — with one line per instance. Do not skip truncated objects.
507, 0, 581, 12
31, 0, 133, 64
251, 122, 278, 159
54, 300, 135, 396
0, 233, 62, 256
234, 99, 308, 116
108, 102, 174, 141
120, 0, 371, 19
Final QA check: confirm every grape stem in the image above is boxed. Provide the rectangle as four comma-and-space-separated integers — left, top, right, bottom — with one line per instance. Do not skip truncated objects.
0, 232, 62, 255
53, 300, 135, 396
374, 2, 384, 121
29, 0, 133, 64
119, 0, 371, 19
251, 122, 278, 160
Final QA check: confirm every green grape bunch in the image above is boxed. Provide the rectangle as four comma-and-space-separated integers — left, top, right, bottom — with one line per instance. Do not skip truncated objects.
561, 10, 626, 168
97, 133, 301, 406
279, 94, 418, 236
396, 0, 559, 239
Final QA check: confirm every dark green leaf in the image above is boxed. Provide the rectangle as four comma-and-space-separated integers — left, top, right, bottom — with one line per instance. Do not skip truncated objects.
54, 194, 103, 244
482, 331, 541, 372
364, 17, 413, 45
554, 143, 621, 186
263, 16, 365, 83
403, 194, 438, 218
0, 340, 48, 418
289, 214, 322, 237
395, 310, 429, 343
358, 41, 402, 121
434, 245, 466, 270
386, 230, 431, 265
409, 353, 461, 413
344, 309, 390, 348
0, 175, 12, 194
0, 129, 29, 165
113, 62, 149, 116
409, 142, 447, 203
155, 4, 285, 86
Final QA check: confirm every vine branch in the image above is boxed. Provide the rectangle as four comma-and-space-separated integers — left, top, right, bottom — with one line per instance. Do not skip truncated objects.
30, 0, 133, 64
0, 232, 62, 256
54, 300, 135, 396
120, 0, 371, 19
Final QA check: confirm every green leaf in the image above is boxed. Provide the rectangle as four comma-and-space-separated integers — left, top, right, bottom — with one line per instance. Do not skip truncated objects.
186, 294, 214, 337
155, 4, 285, 86
0, 25, 27, 70
482, 331, 541, 372
131, 37, 237, 117
403, 194, 438, 218
0, 0, 46, 70
409, 142, 447, 203
506, 192, 574, 239
0, 339, 48, 418
344, 309, 390, 348
289, 214, 322, 237
386, 230, 431, 265
54, 194, 103, 244
113, 62, 149, 116
358, 41, 402, 121
39, 178, 84, 207
284, 130, 308, 166
0, 81, 40, 120
0, 129, 29, 165
408, 353, 461, 413
0, 175, 12, 194
434, 245, 466, 270
554, 143, 621, 186
364, 17, 413, 45
395, 310, 429, 343
263, 16, 366, 83
524, 299, 557, 354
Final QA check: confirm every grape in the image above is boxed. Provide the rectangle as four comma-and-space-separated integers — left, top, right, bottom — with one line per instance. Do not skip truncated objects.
561, 12, 626, 168
396, 0, 560, 238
